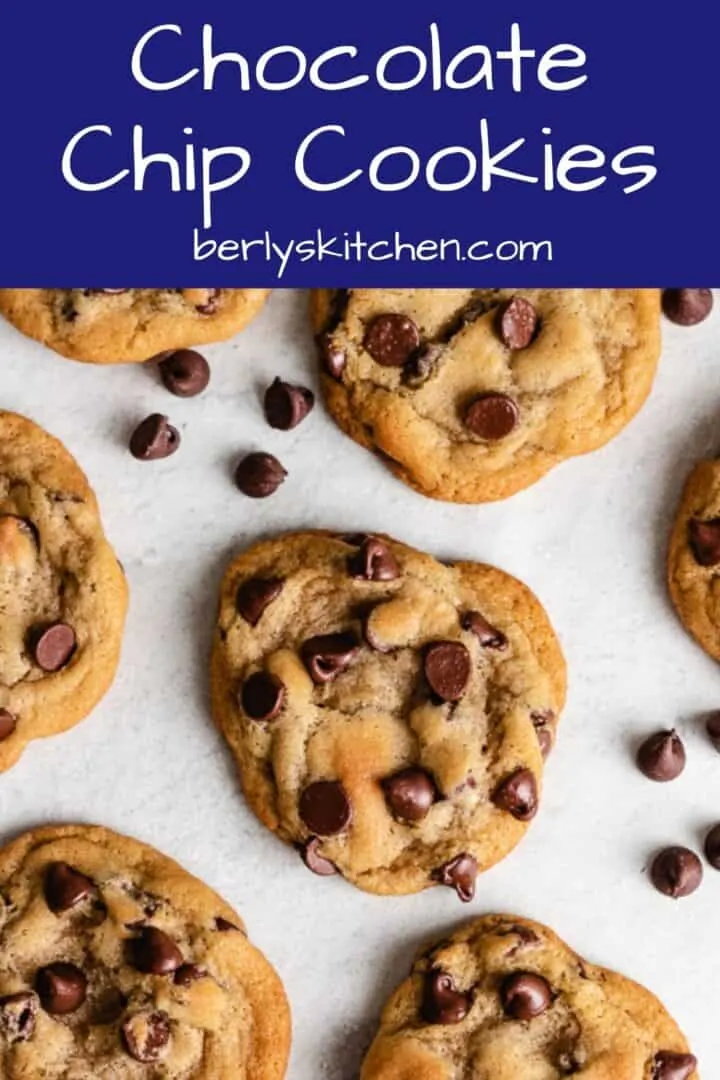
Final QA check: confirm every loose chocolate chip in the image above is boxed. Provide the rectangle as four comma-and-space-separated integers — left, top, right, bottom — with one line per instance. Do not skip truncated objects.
235, 452, 287, 498
264, 377, 315, 431
348, 537, 399, 582
424, 642, 471, 702
215, 917, 241, 932
636, 730, 686, 782
319, 333, 346, 378
501, 972, 553, 1019
300, 838, 338, 877
0, 992, 38, 1043
421, 971, 471, 1025
364, 314, 421, 367
129, 414, 181, 461
122, 1010, 171, 1063
706, 712, 720, 751
464, 393, 519, 441
36, 963, 87, 1015
652, 1051, 698, 1080
44, 862, 95, 913
301, 632, 360, 684
240, 671, 286, 722
704, 824, 720, 869
0, 708, 16, 741
382, 768, 436, 823
688, 518, 720, 566
492, 769, 539, 821
174, 964, 207, 987
299, 780, 352, 837
461, 611, 507, 650
434, 853, 478, 902
650, 847, 703, 898
130, 926, 183, 975
157, 350, 210, 397
236, 578, 283, 626
662, 289, 713, 327
31, 623, 76, 672
498, 296, 539, 349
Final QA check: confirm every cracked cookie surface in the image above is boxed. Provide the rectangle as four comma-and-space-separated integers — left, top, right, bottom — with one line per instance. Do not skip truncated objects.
361, 915, 698, 1080
0, 824, 290, 1079
0, 411, 127, 773
0, 289, 270, 364
668, 458, 720, 662
311, 289, 661, 503
210, 531, 566, 899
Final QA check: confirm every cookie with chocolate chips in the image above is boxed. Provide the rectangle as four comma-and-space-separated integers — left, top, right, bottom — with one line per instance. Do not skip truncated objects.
0, 825, 290, 1079
0, 411, 127, 773
361, 915, 699, 1080
210, 531, 565, 899
311, 289, 661, 503
0, 288, 269, 364
668, 457, 720, 662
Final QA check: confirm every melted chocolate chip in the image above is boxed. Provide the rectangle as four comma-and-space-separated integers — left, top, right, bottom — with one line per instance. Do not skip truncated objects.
364, 314, 420, 367
492, 769, 538, 821
461, 611, 507, 650
0, 992, 38, 1043
130, 927, 183, 975
498, 296, 539, 348
174, 964, 207, 987
422, 971, 471, 1025
158, 350, 210, 397
129, 414, 181, 461
636, 730, 686, 782
44, 862, 95, 913
689, 518, 720, 566
215, 917, 241, 932
662, 289, 713, 327
31, 623, 76, 672
235, 452, 287, 498
122, 1010, 171, 1063
35, 963, 87, 1015
501, 972, 552, 1019
382, 768, 436, 823
236, 578, 283, 626
240, 672, 286, 722
348, 536, 400, 582
531, 710, 555, 758
464, 393, 519, 440
650, 847, 703, 898
0, 708, 16, 741
433, 853, 478, 902
264, 377, 315, 431
652, 1050, 698, 1079
194, 289, 221, 314
299, 780, 352, 837
300, 837, 338, 876
301, 632, 360, 684
424, 642, 471, 702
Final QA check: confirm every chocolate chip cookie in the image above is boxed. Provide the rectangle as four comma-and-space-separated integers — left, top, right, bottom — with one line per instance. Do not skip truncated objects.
0, 411, 127, 772
668, 457, 720, 662
361, 915, 698, 1079
0, 289, 269, 364
0, 824, 290, 1078
210, 531, 566, 899
311, 290, 661, 503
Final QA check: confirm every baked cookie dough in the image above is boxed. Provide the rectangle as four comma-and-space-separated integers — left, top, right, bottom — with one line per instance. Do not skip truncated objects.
0, 824, 290, 1079
0, 288, 270, 364
210, 531, 566, 899
311, 289, 661, 503
0, 410, 127, 772
668, 458, 720, 662
361, 915, 698, 1080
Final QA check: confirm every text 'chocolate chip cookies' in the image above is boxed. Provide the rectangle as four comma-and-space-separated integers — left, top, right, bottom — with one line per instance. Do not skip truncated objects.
210, 531, 566, 899
0, 411, 127, 772
0, 825, 290, 1079
311, 289, 661, 503
361, 916, 698, 1080
668, 457, 720, 662
0, 288, 270, 364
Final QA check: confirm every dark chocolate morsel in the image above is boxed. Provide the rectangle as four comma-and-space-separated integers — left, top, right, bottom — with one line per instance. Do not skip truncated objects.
157, 350, 210, 397
348, 537, 399, 582
300, 838, 338, 877
264, 377, 315, 431
234, 453, 287, 498
240, 672, 286, 722
0, 992, 39, 1043
651, 1050, 698, 1079
706, 711, 720, 751
382, 768, 436, 823
0, 708, 17, 741
461, 611, 507, 650
301, 633, 360, 684
364, 313, 420, 367
31, 623, 77, 672
650, 847, 703, 898
492, 769, 538, 821
174, 964, 207, 987
44, 862, 95, 913
498, 296, 539, 349
35, 962, 87, 1015
688, 518, 720, 567
236, 578, 283, 626
421, 971, 471, 1025
424, 642, 471, 702
122, 1010, 171, 1063
299, 780, 352, 837
433, 853, 478, 902
130, 926, 183, 975
501, 972, 553, 1020
464, 393, 519, 441
129, 414, 181, 461
662, 289, 713, 327
703, 824, 720, 870
636, 730, 686, 782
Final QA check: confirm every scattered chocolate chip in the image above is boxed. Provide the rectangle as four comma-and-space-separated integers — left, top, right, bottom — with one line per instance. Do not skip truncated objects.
300, 838, 338, 877
299, 780, 352, 837
704, 824, 720, 869
364, 314, 420, 367
461, 611, 507, 650
404, 343, 444, 387
636, 730, 686, 782
234, 452, 287, 498
662, 289, 713, 327
122, 1010, 171, 1063
44, 862, 95, 913
706, 712, 720, 751
174, 964, 207, 987
424, 642, 471, 702
650, 847, 703, 898
264, 377, 315, 431
348, 537, 399, 582
319, 333, 346, 378
433, 853, 478, 902
652, 1050, 698, 1080
35, 963, 87, 1015
501, 972, 553, 1019
236, 578, 283, 626
421, 971, 471, 1025
157, 350, 210, 397
215, 917, 241, 932
0, 992, 38, 1043
383, 768, 436, 823
498, 296, 539, 349
129, 414, 180, 461
464, 393, 519, 441
240, 671, 286, 722
688, 518, 720, 566
301, 632, 360, 684
31, 623, 76, 672
130, 926, 183, 975
0, 708, 16, 741
492, 769, 538, 821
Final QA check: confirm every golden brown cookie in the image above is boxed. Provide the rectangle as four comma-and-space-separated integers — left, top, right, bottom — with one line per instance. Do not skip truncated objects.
210, 531, 566, 899
0, 410, 127, 772
311, 289, 661, 503
0, 824, 290, 1079
668, 458, 720, 662
0, 288, 270, 364
361, 915, 698, 1080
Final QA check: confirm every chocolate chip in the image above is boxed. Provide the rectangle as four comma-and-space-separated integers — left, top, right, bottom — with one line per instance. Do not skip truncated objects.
662, 289, 713, 327
129, 414, 181, 461
35, 963, 87, 1015
706, 712, 720, 751
236, 578, 283, 626
650, 847, 703, 898
0, 709, 16, 741
464, 393, 519, 440
424, 642, 471, 702
240, 672, 286, 722
215, 917, 241, 932
433, 853, 478, 902
704, 824, 720, 869
264, 377, 315, 431
44, 862, 95, 913
122, 1010, 171, 1063
319, 333, 346, 378
652, 1051, 698, 1079
0, 992, 38, 1043
421, 971, 471, 1025
235, 452, 287, 498
299, 780, 352, 837
301, 632, 360, 684
636, 730, 686, 782
157, 350, 210, 397
532, 711, 554, 758
688, 518, 720, 566
31, 623, 76, 672
492, 769, 539, 821
501, 972, 553, 1019
130, 927, 183, 975
498, 296, 538, 348
382, 768, 436, 823
461, 611, 507, 650
300, 838, 338, 876
194, 288, 221, 314
364, 314, 420, 367
404, 343, 444, 387
348, 537, 399, 582
174, 964, 207, 987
